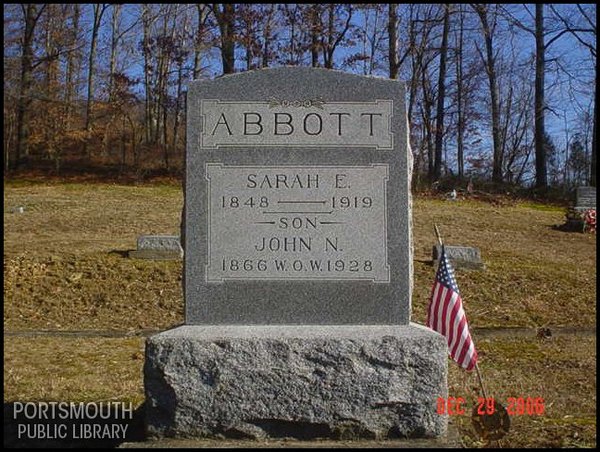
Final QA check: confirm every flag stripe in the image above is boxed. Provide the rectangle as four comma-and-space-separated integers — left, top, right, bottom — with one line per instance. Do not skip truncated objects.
445, 291, 459, 344
427, 282, 439, 327
427, 283, 441, 328
441, 288, 453, 337
436, 286, 446, 333
456, 335, 472, 368
447, 293, 461, 351
450, 315, 468, 358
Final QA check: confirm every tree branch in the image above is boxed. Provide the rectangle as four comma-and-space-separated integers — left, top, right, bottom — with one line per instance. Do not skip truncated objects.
497, 4, 535, 37
548, 4, 596, 57
576, 4, 596, 31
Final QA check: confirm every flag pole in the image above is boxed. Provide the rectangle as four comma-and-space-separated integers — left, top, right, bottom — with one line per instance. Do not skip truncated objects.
433, 223, 488, 400
433, 224, 500, 446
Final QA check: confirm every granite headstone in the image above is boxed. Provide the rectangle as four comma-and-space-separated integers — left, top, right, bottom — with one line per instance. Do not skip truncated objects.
575, 186, 596, 211
145, 67, 448, 440
563, 186, 596, 231
183, 68, 411, 325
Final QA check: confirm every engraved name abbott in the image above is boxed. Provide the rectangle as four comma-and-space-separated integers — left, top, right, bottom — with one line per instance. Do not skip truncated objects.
199, 100, 393, 149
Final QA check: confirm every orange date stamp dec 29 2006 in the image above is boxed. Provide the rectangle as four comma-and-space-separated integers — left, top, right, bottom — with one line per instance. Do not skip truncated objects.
437, 397, 545, 416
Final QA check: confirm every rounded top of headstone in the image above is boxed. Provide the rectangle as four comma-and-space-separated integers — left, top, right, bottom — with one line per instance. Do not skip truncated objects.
189, 66, 405, 92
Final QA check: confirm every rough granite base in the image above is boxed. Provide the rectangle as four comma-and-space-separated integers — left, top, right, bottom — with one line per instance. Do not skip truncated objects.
144, 324, 448, 440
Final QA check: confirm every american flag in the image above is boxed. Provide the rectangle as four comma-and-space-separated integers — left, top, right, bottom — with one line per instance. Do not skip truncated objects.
427, 246, 478, 371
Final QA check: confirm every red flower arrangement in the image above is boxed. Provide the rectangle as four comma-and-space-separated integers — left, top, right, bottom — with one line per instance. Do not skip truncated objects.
583, 209, 596, 234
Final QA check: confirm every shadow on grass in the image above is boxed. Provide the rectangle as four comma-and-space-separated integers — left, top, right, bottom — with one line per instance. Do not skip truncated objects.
3, 401, 146, 448
550, 224, 593, 235
107, 249, 134, 258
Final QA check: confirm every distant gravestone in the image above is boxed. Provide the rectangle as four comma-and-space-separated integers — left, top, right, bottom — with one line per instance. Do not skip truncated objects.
144, 67, 447, 440
129, 235, 182, 260
575, 186, 596, 211
564, 187, 596, 231
432, 245, 485, 271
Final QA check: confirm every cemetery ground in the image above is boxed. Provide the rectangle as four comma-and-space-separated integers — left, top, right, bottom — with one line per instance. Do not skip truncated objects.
4, 179, 596, 448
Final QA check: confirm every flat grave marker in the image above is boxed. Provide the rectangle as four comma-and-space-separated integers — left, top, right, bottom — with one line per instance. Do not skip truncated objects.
432, 245, 485, 271
129, 235, 182, 260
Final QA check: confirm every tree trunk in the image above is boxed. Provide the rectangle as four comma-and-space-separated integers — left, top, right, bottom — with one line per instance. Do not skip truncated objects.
321, 4, 353, 70
388, 4, 399, 79
474, 5, 503, 184
155, 6, 173, 146
142, 5, 153, 144
433, 5, 450, 181
15, 4, 42, 170
44, 4, 60, 166
262, 5, 275, 68
214, 3, 236, 74
455, 6, 464, 179
534, 4, 547, 189
591, 85, 597, 186
324, 4, 335, 69
64, 4, 80, 131
285, 5, 297, 65
422, 71, 434, 179
193, 5, 208, 79
109, 4, 121, 103
310, 5, 320, 67
84, 3, 106, 160
173, 61, 184, 165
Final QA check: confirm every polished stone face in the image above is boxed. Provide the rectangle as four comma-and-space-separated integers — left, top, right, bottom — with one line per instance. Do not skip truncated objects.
575, 186, 596, 209
205, 164, 390, 283
184, 67, 412, 325
199, 99, 394, 150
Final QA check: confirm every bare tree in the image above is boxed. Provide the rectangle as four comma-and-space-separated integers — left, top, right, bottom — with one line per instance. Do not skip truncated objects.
64, 4, 81, 131
433, 4, 450, 181
321, 4, 354, 69
238, 4, 260, 71
14, 4, 46, 169
84, 3, 108, 160
260, 4, 278, 68
141, 4, 155, 144
454, 4, 465, 179
472, 4, 503, 183
388, 4, 399, 79
345, 4, 386, 75
108, 4, 122, 103
280, 4, 305, 66
309, 4, 322, 67
192, 4, 212, 79
533, 4, 548, 189
212, 3, 236, 74
549, 4, 596, 186
500, 4, 592, 188
41, 3, 64, 172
